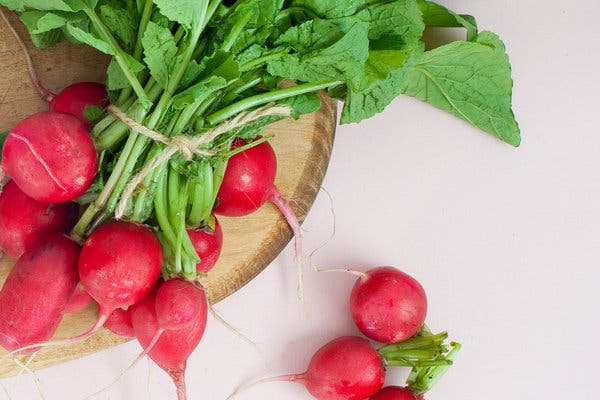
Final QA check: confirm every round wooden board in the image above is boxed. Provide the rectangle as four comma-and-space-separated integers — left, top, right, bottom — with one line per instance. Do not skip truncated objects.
0, 12, 336, 377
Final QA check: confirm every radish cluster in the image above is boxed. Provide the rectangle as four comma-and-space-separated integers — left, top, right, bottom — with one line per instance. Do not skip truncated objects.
229, 267, 460, 400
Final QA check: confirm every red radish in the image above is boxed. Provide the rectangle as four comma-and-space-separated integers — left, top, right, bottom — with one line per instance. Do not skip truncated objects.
214, 138, 303, 295
77, 221, 163, 336
104, 308, 135, 338
0, 221, 163, 356
370, 387, 423, 400
50, 82, 109, 127
131, 285, 208, 400
0, 180, 76, 258
64, 283, 95, 313
1, 111, 97, 203
0, 233, 80, 353
134, 279, 208, 361
187, 217, 223, 273
350, 267, 427, 344
228, 336, 385, 400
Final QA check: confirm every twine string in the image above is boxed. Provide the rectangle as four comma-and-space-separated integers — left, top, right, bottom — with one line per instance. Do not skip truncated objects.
107, 104, 292, 219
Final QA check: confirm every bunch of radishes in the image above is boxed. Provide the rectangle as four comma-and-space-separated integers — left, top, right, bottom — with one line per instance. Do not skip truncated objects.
0, 77, 301, 399
229, 267, 459, 400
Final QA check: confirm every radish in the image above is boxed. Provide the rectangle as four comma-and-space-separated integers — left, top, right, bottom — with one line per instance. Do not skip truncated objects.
350, 267, 427, 344
0, 233, 80, 353
64, 283, 96, 313
77, 221, 163, 337
370, 387, 423, 400
214, 138, 303, 295
1, 111, 98, 203
0, 180, 76, 258
104, 308, 135, 338
228, 336, 385, 400
131, 284, 208, 400
0, 221, 163, 356
187, 217, 223, 273
50, 82, 108, 127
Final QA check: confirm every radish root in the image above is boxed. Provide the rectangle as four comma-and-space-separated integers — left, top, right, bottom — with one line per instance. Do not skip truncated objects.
208, 304, 266, 365
226, 374, 304, 400
0, 8, 54, 102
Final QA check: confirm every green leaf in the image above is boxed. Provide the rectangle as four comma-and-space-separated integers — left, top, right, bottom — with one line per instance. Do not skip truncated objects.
65, 23, 114, 54
171, 76, 228, 110
99, 3, 137, 49
152, 0, 205, 29
283, 92, 322, 118
267, 18, 370, 85
20, 11, 69, 33
0, 0, 74, 12
106, 55, 145, 90
418, 0, 478, 41
142, 21, 178, 88
398, 31, 520, 145
29, 29, 65, 48
290, 0, 366, 18
83, 104, 105, 123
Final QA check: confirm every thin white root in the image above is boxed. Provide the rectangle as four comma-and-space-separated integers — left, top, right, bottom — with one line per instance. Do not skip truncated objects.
208, 305, 267, 366
147, 357, 152, 400
11, 357, 45, 400
0, 379, 12, 400
81, 350, 145, 399
308, 187, 337, 272
225, 374, 299, 400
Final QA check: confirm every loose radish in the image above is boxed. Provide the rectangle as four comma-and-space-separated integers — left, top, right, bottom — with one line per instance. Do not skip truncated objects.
104, 308, 135, 338
188, 217, 223, 273
228, 336, 385, 400
64, 283, 96, 313
50, 82, 109, 127
0, 233, 80, 353
0, 180, 76, 258
370, 387, 423, 400
350, 267, 427, 344
131, 285, 207, 400
214, 138, 303, 295
1, 111, 97, 203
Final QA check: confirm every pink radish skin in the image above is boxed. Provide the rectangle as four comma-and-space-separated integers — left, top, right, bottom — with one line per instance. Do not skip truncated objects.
77, 221, 163, 338
350, 267, 427, 344
131, 286, 208, 400
231, 336, 384, 400
370, 386, 423, 400
214, 138, 302, 293
104, 308, 135, 338
0, 233, 80, 353
64, 283, 96, 313
1, 111, 98, 203
50, 82, 108, 127
0, 180, 77, 258
187, 217, 223, 273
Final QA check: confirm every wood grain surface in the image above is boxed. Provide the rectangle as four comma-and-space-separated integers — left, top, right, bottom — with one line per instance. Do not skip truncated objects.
0, 11, 336, 377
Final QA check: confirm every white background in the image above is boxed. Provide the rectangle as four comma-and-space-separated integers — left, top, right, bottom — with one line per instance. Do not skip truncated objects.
3, 0, 600, 399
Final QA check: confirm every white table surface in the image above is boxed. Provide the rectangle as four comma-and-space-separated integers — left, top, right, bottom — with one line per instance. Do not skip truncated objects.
2, 0, 599, 399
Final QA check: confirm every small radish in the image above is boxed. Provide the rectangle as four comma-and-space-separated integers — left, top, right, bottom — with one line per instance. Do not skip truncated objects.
131, 284, 208, 400
50, 82, 108, 127
228, 336, 385, 400
370, 387, 423, 400
350, 267, 427, 344
104, 308, 135, 338
1, 111, 98, 203
64, 283, 96, 313
187, 217, 223, 273
77, 221, 163, 337
214, 138, 303, 295
0, 180, 77, 258
0, 233, 80, 353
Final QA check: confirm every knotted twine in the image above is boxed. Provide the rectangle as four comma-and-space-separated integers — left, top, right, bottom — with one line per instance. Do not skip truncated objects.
108, 103, 293, 219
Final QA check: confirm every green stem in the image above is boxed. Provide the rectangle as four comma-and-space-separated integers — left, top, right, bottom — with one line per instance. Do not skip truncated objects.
240, 51, 288, 72
221, 10, 252, 52
116, 0, 154, 105
407, 342, 462, 394
85, 10, 150, 108
206, 79, 341, 125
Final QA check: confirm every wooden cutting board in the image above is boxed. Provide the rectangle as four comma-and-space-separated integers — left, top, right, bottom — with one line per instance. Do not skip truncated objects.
0, 11, 336, 377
